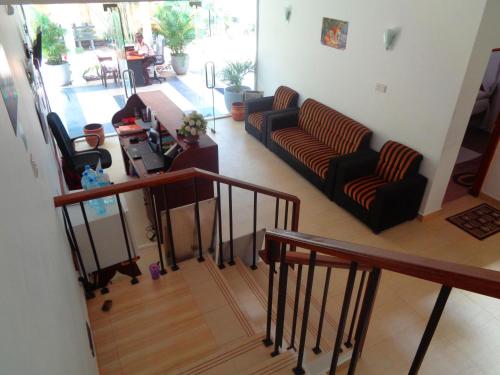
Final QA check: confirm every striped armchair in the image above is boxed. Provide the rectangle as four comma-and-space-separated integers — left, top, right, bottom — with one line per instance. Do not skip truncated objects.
267, 98, 372, 193
333, 141, 428, 233
244, 86, 299, 144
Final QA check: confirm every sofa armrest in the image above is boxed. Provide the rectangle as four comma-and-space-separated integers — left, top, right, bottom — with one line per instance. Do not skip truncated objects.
325, 149, 377, 199
245, 96, 274, 115
332, 150, 378, 202
369, 174, 428, 232
268, 109, 299, 132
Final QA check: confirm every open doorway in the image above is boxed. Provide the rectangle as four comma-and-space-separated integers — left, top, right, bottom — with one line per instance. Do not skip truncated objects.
23, 1, 257, 138
443, 49, 500, 204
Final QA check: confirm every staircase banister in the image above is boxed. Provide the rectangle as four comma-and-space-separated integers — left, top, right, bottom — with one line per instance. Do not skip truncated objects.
53, 168, 300, 207
266, 229, 500, 299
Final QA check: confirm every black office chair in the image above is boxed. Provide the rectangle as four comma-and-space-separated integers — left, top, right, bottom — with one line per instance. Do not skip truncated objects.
47, 112, 112, 188
152, 36, 167, 83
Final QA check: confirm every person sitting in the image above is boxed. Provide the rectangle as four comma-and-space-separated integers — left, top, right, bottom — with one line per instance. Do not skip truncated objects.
133, 32, 155, 85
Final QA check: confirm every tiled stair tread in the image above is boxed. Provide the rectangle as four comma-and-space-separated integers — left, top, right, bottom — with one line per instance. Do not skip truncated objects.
172, 334, 273, 375
241, 350, 300, 375
251, 260, 347, 354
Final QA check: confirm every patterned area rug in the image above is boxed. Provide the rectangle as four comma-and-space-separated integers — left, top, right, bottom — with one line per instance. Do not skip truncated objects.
446, 203, 500, 240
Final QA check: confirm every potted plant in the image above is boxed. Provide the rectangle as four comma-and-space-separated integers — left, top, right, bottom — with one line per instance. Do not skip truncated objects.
220, 61, 254, 112
155, 5, 195, 75
34, 12, 71, 86
178, 111, 207, 144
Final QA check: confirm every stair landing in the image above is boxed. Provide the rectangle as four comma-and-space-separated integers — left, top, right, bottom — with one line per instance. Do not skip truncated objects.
87, 257, 255, 375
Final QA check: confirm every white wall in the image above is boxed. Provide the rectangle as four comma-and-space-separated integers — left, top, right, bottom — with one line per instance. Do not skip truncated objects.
482, 144, 500, 201
257, 0, 497, 214
0, 6, 98, 375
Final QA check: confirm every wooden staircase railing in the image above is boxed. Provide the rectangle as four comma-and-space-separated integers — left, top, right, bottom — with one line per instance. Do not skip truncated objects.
54, 168, 300, 298
262, 228, 500, 375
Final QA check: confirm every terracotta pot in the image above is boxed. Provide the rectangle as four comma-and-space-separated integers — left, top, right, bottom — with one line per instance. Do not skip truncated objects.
231, 102, 245, 121
84, 123, 105, 147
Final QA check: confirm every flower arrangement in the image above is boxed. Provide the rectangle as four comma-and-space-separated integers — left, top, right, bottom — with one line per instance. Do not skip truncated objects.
178, 111, 207, 140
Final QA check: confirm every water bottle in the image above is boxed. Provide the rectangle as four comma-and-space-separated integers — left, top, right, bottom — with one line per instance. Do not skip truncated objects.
81, 171, 89, 190
96, 168, 115, 205
87, 176, 106, 216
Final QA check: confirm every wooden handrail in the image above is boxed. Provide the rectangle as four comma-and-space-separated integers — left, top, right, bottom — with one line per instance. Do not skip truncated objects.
53, 168, 300, 208
266, 229, 500, 299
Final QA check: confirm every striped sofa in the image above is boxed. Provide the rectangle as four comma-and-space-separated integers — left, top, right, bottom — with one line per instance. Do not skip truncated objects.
267, 98, 372, 192
245, 86, 299, 144
333, 141, 428, 233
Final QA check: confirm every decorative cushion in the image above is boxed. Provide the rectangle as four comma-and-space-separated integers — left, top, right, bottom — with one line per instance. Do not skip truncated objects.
375, 141, 422, 182
344, 175, 388, 210
248, 112, 265, 131
298, 99, 370, 154
272, 127, 338, 178
272, 86, 298, 111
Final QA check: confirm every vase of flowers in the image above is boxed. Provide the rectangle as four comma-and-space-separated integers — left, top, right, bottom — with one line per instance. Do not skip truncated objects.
178, 111, 207, 144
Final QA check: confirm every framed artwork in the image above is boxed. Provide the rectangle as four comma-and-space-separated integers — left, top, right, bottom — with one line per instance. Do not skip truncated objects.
0, 44, 19, 135
321, 18, 349, 50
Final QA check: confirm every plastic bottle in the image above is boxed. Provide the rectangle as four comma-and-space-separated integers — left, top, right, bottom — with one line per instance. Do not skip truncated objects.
81, 171, 89, 190
96, 168, 115, 205
87, 176, 106, 216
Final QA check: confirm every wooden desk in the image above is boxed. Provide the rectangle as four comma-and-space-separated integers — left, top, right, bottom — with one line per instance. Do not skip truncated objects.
113, 91, 219, 222
126, 52, 146, 86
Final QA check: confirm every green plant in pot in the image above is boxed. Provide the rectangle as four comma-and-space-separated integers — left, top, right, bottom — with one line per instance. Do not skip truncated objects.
33, 12, 71, 86
219, 61, 254, 112
155, 4, 195, 75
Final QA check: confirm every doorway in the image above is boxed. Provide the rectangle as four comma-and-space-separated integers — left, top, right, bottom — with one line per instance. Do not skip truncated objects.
23, 1, 257, 137
443, 49, 500, 204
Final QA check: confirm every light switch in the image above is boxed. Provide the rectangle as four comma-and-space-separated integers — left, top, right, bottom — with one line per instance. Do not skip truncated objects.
375, 83, 388, 93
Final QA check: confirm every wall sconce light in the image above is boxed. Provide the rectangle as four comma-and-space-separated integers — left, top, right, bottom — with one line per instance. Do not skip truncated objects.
285, 5, 292, 22
384, 28, 399, 50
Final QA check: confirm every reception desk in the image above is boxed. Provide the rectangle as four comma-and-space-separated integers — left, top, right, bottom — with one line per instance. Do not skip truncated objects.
126, 53, 146, 87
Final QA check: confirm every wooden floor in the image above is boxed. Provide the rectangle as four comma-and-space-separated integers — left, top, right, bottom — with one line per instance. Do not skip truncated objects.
95, 117, 500, 375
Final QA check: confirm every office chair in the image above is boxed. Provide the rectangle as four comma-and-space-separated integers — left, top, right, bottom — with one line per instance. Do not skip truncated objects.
47, 112, 112, 190
152, 36, 167, 83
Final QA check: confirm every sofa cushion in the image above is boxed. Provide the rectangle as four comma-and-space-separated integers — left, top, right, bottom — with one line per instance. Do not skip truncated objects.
273, 86, 298, 111
298, 99, 370, 154
247, 112, 265, 131
272, 127, 339, 178
344, 175, 388, 210
376, 141, 422, 182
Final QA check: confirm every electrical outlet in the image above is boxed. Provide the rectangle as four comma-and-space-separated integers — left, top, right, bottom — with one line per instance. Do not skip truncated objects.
375, 83, 388, 93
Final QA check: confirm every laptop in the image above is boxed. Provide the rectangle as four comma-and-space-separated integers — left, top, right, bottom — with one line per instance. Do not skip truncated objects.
142, 152, 165, 173
127, 143, 153, 160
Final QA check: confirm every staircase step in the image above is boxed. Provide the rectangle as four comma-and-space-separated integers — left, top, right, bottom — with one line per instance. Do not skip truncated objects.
172, 334, 274, 375
241, 350, 300, 375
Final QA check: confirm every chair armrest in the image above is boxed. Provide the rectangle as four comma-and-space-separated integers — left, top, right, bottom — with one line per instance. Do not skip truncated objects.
333, 150, 378, 201
245, 96, 274, 115
71, 134, 100, 150
325, 149, 377, 199
268, 109, 299, 132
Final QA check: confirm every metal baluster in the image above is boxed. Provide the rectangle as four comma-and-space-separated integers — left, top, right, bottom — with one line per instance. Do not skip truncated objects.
251, 191, 258, 270
329, 262, 358, 375
162, 186, 178, 271
408, 285, 452, 375
115, 193, 138, 284
149, 188, 167, 275
274, 197, 279, 228
228, 185, 235, 265
216, 181, 224, 269
313, 267, 332, 354
347, 268, 381, 375
62, 206, 95, 299
80, 202, 108, 294
345, 270, 367, 348
271, 240, 289, 357
293, 251, 317, 375
263, 238, 278, 347
194, 177, 204, 262
288, 264, 303, 351
283, 200, 289, 230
